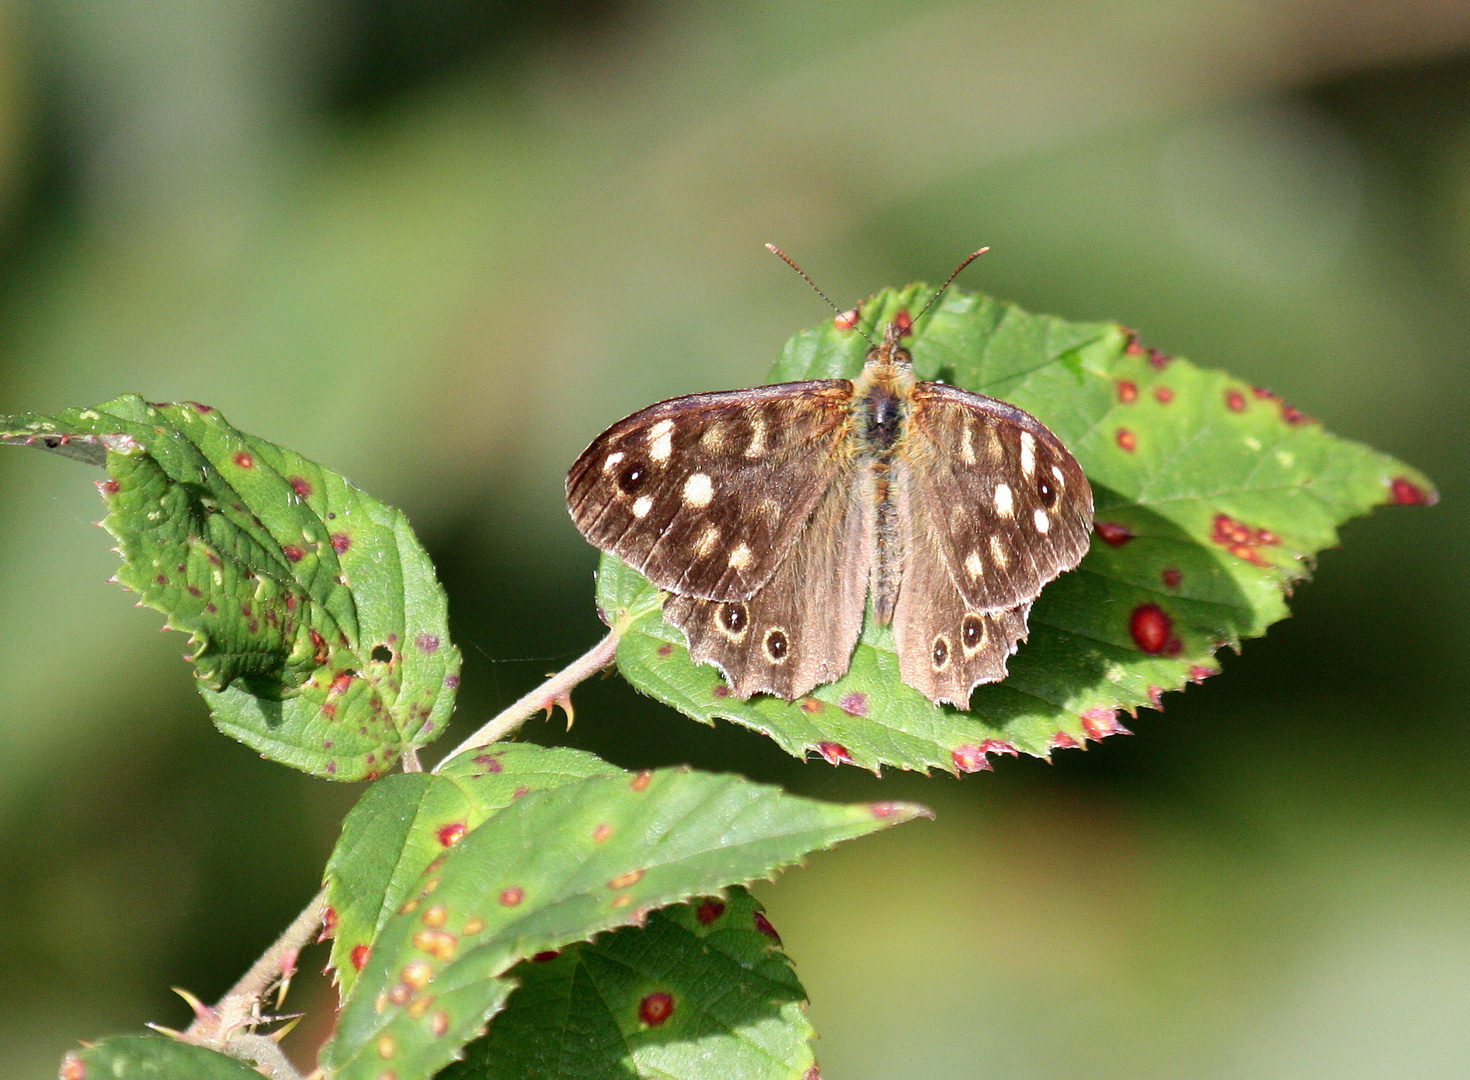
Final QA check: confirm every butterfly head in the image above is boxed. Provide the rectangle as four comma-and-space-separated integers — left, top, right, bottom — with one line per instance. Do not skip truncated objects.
864, 317, 914, 374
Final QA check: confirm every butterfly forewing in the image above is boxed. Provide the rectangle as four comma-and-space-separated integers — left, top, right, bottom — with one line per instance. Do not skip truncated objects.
664, 462, 872, 700
905, 383, 1092, 613
567, 382, 855, 601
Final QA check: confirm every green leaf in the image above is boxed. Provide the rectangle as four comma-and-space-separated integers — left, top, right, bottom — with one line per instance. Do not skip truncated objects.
440, 887, 814, 1080
0, 396, 459, 781
326, 743, 623, 998
60, 1036, 267, 1079
319, 768, 924, 1080
601, 286, 1437, 774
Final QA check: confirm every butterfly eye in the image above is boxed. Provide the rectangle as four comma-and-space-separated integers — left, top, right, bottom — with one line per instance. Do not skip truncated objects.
720, 603, 748, 634
764, 628, 789, 661
961, 615, 986, 651
617, 462, 650, 494
1036, 476, 1058, 508
931, 635, 951, 669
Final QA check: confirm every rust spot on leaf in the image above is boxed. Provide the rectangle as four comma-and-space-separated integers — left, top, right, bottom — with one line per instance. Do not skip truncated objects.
1081, 707, 1130, 739
1094, 521, 1134, 546
640, 992, 675, 1026
609, 869, 644, 890
816, 742, 852, 765
1130, 604, 1181, 655
1390, 476, 1436, 505
951, 745, 994, 772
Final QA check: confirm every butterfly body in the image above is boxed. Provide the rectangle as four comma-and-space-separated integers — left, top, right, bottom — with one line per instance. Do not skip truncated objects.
567, 318, 1092, 709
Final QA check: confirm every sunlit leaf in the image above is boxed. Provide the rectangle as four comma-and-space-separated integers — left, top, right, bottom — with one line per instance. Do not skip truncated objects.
0, 396, 459, 780
325, 743, 622, 997
441, 887, 814, 1080
319, 768, 925, 1080
602, 286, 1437, 773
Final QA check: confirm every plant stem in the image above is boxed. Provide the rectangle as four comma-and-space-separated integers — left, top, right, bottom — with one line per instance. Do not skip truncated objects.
182, 627, 625, 1065
434, 626, 622, 771
186, 885, 328, 1043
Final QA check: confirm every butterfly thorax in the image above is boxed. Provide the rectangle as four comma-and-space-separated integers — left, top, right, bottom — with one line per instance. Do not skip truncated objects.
851, 325, 918, 625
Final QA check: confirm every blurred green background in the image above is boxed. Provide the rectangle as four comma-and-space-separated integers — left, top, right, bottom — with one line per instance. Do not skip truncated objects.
0, 1, 1465, 1076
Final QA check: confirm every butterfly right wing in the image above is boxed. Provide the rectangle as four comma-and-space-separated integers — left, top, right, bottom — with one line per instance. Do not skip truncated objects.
664, 458, 872, 700
892, 469, 1031, 707
567, 381, 855, 602
905, 383, 1092, 612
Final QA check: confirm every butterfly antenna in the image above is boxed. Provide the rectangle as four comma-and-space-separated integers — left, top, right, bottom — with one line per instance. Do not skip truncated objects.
915, 246, 989, 322
765, 243, 876, 346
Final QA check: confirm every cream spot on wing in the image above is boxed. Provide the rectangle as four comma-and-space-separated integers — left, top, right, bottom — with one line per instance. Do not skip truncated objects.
965, 551, 983, 578
994, 483, 1014, 517
632, 496, 653, 518
1033, 508, 1050, 534
683, 472, 714, 507
989, 534, 1010, 568
648, 419, 675, 463
695, 525, 720, 557
960, 424, 976, 465
602, 451, 624, 473
744, 417, 766, 459
728, 543, 752, 569
984, 426, 1003, 461
699, 423, 727, 451
1020, 431, 1036, 477
1051, 464, 1064, 483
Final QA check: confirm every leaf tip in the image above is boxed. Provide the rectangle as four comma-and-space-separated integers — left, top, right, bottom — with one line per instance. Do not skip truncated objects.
867, 800, 932, 822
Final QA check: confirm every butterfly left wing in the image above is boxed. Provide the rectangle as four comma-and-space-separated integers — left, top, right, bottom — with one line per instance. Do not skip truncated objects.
567, 381, 855, 602
664, 459, 872, 700
904, 382, 1092, 613
892, 471, 1032, 707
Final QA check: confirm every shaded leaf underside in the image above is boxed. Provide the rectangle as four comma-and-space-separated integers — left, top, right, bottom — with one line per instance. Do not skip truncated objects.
601, 285, 1436, 775
0, 396, 460, 780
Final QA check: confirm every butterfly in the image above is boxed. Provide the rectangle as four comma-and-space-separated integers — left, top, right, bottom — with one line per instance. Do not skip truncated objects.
566, 256, 1093, 709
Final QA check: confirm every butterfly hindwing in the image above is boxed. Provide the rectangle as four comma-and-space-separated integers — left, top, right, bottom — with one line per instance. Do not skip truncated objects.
664, 464, 871, 700
567, 381, 855, 601
905, 383, 1092, 613
893, 469, 1032, 706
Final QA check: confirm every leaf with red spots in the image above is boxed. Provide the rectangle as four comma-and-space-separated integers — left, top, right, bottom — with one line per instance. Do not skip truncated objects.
60, 1035, 268, 1078
439, 887, 816, 1080
599, 285, 1436, 774
0, 396, 460, 781
324, 743, 621, 998
320, 768, 925, 1080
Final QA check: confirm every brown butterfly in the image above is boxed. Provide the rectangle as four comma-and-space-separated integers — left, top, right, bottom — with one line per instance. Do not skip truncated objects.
566, 253, 1093, 708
